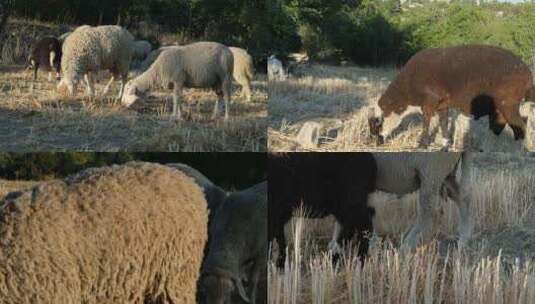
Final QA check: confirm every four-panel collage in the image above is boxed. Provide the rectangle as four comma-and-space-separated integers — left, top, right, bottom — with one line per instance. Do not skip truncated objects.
1, 1, 535, 303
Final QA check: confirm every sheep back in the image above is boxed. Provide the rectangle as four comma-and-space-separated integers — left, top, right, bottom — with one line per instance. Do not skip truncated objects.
0, 162, 208, 303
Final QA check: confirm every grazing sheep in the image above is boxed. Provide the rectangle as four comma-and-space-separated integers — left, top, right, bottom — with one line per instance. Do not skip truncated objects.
140, 45, 253, 102
0, 162, 208, 303
268, 153, 377, 267
329, 152, 474, 250
121, 41, 234, 120
132, 40, 152, 61
267, 55, 286, 81
58, 25, 134, 99
28, 36, 62, 81
200, 181, 267, 304
368, 45, 533, 150
229, 47, 255, 102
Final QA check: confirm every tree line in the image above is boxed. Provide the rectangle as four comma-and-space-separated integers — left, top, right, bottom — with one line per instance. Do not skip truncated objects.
0, 153, 266, 190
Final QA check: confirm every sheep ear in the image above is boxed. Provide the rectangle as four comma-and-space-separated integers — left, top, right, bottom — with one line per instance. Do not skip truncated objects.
234, 278, 250, 303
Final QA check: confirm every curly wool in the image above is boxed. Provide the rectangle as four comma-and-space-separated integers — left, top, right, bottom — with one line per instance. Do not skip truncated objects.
60, 25, 134, 84
0, 162, 208, 304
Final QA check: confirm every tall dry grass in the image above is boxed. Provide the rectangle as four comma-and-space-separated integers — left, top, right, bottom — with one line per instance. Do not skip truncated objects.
268, 154, 535, 304
268, 64, 534, 152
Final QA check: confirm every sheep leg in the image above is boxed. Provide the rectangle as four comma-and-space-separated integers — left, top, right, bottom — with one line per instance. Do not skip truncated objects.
223, 77, 232, 121
117, 73, 128, 100
212, 85, 226, 120
248, 258, 264, 304
33, 64, 38, 81
84, 73, 95, 97
244, 81, 252, 102
438, 109, 451, 150
489, 110, 507, 136
172, 85, 183, 120
442, 173, 473, 246
102, 75, 115, 97
404, 176, 440, 248
273, 228, 287, 268
48, 51, 56, 82
501, 104, 527, 140
419, 109, 433, 148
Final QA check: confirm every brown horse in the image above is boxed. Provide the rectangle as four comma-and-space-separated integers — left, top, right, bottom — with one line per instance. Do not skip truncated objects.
368, 45, 533, 149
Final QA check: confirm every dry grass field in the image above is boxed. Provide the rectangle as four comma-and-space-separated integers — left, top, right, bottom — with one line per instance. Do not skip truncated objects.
268, 153, 535, 304
0, 20, 267, 152
268, 64, 534, 152
0, 66, 267, 151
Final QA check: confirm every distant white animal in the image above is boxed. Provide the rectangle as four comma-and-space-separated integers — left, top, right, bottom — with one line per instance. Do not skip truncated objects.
267, 55, 286, 81
329, 152, 474, 252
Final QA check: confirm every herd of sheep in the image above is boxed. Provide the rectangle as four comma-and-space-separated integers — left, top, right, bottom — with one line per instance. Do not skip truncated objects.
0, 162, 267, 303
28, 24, 257, 120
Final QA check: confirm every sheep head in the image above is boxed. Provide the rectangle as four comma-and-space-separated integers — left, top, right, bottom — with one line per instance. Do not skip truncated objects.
199, 270, 250, 304
121, 81, 147, 107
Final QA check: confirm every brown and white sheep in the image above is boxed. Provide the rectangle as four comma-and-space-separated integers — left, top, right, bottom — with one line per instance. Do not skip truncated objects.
0, 162, 208, 303
28, 36, 62, 81
369, 45, 533, 150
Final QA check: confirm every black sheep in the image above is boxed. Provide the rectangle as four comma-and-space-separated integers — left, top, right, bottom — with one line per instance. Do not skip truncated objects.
200, 181, 267, 304
268, 153, 377, 267
28, 36, 62, 81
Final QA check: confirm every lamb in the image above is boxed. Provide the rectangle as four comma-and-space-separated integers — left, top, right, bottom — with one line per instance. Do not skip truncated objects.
267, 55, 286, 81
139, 45, 254, 102
57, 25, 134, 99
132, 40, 152, 61
28, 36, 62, 81
0, 162, 208, 303
268, 153, 377, 267
200, 181, 267, 304
229, 47, 255, 102
368, 45, 533, 150
121, 41, 234, 120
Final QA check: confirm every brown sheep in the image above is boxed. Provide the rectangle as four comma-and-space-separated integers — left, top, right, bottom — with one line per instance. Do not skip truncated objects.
368, 45, 533, 149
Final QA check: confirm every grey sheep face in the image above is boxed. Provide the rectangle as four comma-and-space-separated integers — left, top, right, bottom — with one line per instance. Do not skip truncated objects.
200, 273, 250, 304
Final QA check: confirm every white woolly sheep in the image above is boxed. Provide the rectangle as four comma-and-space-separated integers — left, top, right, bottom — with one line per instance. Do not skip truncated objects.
267, 54, 286, 81
132, 40, 153, 61
229, 47, 255, 102
0, 162, 208, 303
121, 41, 234, 120
140, 45, 253, 103
57, 25, 134, 99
